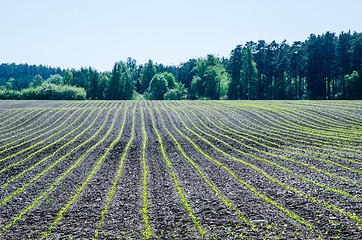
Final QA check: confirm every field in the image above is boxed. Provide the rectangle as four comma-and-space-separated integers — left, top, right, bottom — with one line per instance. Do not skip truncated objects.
0, 100, 361, 240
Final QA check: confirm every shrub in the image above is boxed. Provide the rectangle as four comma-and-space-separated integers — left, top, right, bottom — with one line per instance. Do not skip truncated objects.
20, 82, 86, 100
0, 89, 22, 99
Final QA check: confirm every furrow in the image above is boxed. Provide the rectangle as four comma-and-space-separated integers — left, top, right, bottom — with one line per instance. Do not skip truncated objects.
221, 102, 362, 148
0, 107, 99, 174
156, 103, 316, 233
0, 102, 118, 190
180, 102, 362, 167
164, 103, 362, 225
153, 104, 290, 238
147, 105, 205, 238
94, 102, 138, 239
175, 103, 362, 180
159, 103, 362, 232
0, 102, 127, 238
0, 109, 39, 132
203, 102, 362, 155
0, 109, 28, 125
0, 109, 57, 141
0, 104, 105, 163
40, 101, 133, 239
0, 109, 49, 137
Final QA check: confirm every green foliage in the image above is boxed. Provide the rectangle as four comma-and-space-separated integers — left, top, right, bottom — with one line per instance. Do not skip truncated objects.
30, 74, 44, 88
160, 72, 176, 89
140, 60, 156, 93
109, 61, 134, 100
177, 59, 197, 89
63, 70, 73, 85
146, 74, 168, 100
192, 55, 230, 100
122, 64, 134, 100
98, 73, 110, 100
0, 89, 22, 99
88, 67, 99, 100
227, 45, 243, 99
0, 31, 361, 100
305, 34, 326, 100
204, 66, 221, 99
132, 91, 145, 100
2, 78, 15, 91
191, 76, 203, 99
219, 72, 229, 99
0, 63, 63, 91
109, 63, 120, 99
0, 82, 86, 100
164, 82, 187, 100
230, 44, 258, 100
21, 82, 86, 100
46, 74, 63, 85
69, 68, 89, 90
273, 42, 289, 100
345, 71, 361, 99
127, 57, 140, 91
164, 89, 180, 100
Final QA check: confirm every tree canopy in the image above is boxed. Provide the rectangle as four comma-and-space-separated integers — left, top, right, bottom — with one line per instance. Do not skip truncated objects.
0, 30, 361, 100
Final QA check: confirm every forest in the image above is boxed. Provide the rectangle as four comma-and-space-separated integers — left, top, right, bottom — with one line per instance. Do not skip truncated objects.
0, 31, 361, 100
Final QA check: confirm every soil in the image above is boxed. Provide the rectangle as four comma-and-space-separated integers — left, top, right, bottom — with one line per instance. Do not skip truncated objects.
0, 100, 361, 240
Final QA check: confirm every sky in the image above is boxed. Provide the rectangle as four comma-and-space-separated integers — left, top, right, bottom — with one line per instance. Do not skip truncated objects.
1, 0, 361, 72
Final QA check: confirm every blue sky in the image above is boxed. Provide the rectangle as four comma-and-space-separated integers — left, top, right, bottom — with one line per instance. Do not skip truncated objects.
1, 0, 361, 71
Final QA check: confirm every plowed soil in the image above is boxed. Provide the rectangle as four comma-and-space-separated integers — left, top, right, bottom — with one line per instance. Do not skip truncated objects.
0, 100, 361, 240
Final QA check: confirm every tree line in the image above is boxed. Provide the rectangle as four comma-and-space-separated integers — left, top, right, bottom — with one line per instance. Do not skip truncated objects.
0, 30, 361, 100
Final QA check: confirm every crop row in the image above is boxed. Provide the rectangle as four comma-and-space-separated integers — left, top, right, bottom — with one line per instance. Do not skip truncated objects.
199, 101, 361, 155
149, 101, 361, 239
0, 101, 125, 237
0, 100, 360, 239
